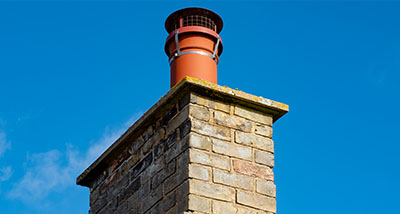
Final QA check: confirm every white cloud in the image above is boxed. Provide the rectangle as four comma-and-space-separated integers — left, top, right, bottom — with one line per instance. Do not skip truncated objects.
0, 130, 11, 157
0, 130, 12, 184
8, 150, 69, 200
8, 113, 141, 203
0, 166, 12, 182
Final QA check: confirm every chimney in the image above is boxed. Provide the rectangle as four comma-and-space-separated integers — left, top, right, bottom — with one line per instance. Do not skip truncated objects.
77, 7, 288, 214
165, 7, 223, 87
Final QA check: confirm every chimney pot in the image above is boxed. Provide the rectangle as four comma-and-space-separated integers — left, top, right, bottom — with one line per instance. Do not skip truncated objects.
165, 7, 223, 87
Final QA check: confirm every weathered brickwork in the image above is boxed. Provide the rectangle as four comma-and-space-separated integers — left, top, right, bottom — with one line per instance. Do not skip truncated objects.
185, 94, 277, 214
78, 78, 288, 214
87, 100, 191, 214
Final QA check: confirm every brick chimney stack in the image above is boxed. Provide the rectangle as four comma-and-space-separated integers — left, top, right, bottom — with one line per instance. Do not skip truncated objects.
77, 8, 288, 214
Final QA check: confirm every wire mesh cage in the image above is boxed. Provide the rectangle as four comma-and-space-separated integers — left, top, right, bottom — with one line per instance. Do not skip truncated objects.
182, 15, 216, 31
165, 7, 223, 34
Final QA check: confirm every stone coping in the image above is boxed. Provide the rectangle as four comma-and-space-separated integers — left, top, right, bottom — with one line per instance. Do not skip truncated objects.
76, 77, 288, 186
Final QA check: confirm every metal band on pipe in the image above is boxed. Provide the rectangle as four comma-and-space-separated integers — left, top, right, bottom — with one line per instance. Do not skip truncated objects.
212, 35, 220, 58
174, 30, 181, 55
169, 50, 218, 64
170, 30, 219, 64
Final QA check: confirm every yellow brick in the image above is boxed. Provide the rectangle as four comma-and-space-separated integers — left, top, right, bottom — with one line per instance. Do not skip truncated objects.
213, 169, 254, 190
212, 138, 252, 161
235, 106, 272, 126
188, 194, 211, 213
236, 190, 276, 212
190, 94, 230, 113
189, 179, 235, 202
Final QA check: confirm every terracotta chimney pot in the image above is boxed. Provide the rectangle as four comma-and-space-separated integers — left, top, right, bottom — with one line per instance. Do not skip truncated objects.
165, 7, 223, 87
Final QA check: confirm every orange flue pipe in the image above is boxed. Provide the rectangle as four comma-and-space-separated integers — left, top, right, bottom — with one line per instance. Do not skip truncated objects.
164, 8, 223, 88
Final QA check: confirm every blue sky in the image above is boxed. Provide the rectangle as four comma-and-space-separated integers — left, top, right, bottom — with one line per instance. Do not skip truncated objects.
0, 1, 399, 214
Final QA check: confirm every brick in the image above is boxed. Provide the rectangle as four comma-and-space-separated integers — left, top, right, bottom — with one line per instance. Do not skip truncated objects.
236, 206, 257, 214
90, 194, 107, 213
176, 180, 189, 198
165, 134, 189, 163
112, 175, 129, 203
114, 201, 128, 214
120, 176, 141, 203
254, 124, 273, 138
151, 160, 176, 189
111, 148, 131, 172
162, 130, 178, 151
188, 194, 211, 213
236, 206, 270, 214
161, 105, 178, 126
233, 160, 274, 181
126, 187, 141, 213
166, 105, 189, 135
89, 186, 100, 205
141, 131, 162, 156
182, 212, 206, 214
176, 180, 189, 213
163, 162, 188, 193
99, 170, 120, 195
125, 180, 150, 211
139, 180, 151, 198
151, 191, 176, 213
178, 93, 190, 111
188, 133, 211, 151
189, 149, 230, 170
254, 150, 274, 167
131, 135, 146, 154
141, 185, 163, 213
214, 111, 252, 132
189, 104, 210, 121
129, 126, 153, 155
162, 191, 177, 212
121, 153, 141, 177
212, 138, 252, 161
190, 93, 230, 113
179, 119, 192, 139
236, 190, 276, 212
213, 169, 254, 190
165, 206, 178, 214
213, 200, 236, 214
192, 119, 231, 141
177, 149, 189, 169
130, 152, 153, 181
89, 169, 108, 192
256, 180, 276, 197
235, 131, 274, 153
153, 140, 166, 161
143, 126, 154, 142
108, 170, 121, 187
188, 164, 210, 181
189, 179, 235, 202
105, 190, 117, 208
97, 202, 113, 214
141, 155, 165, 183
234, 106, 273, 125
